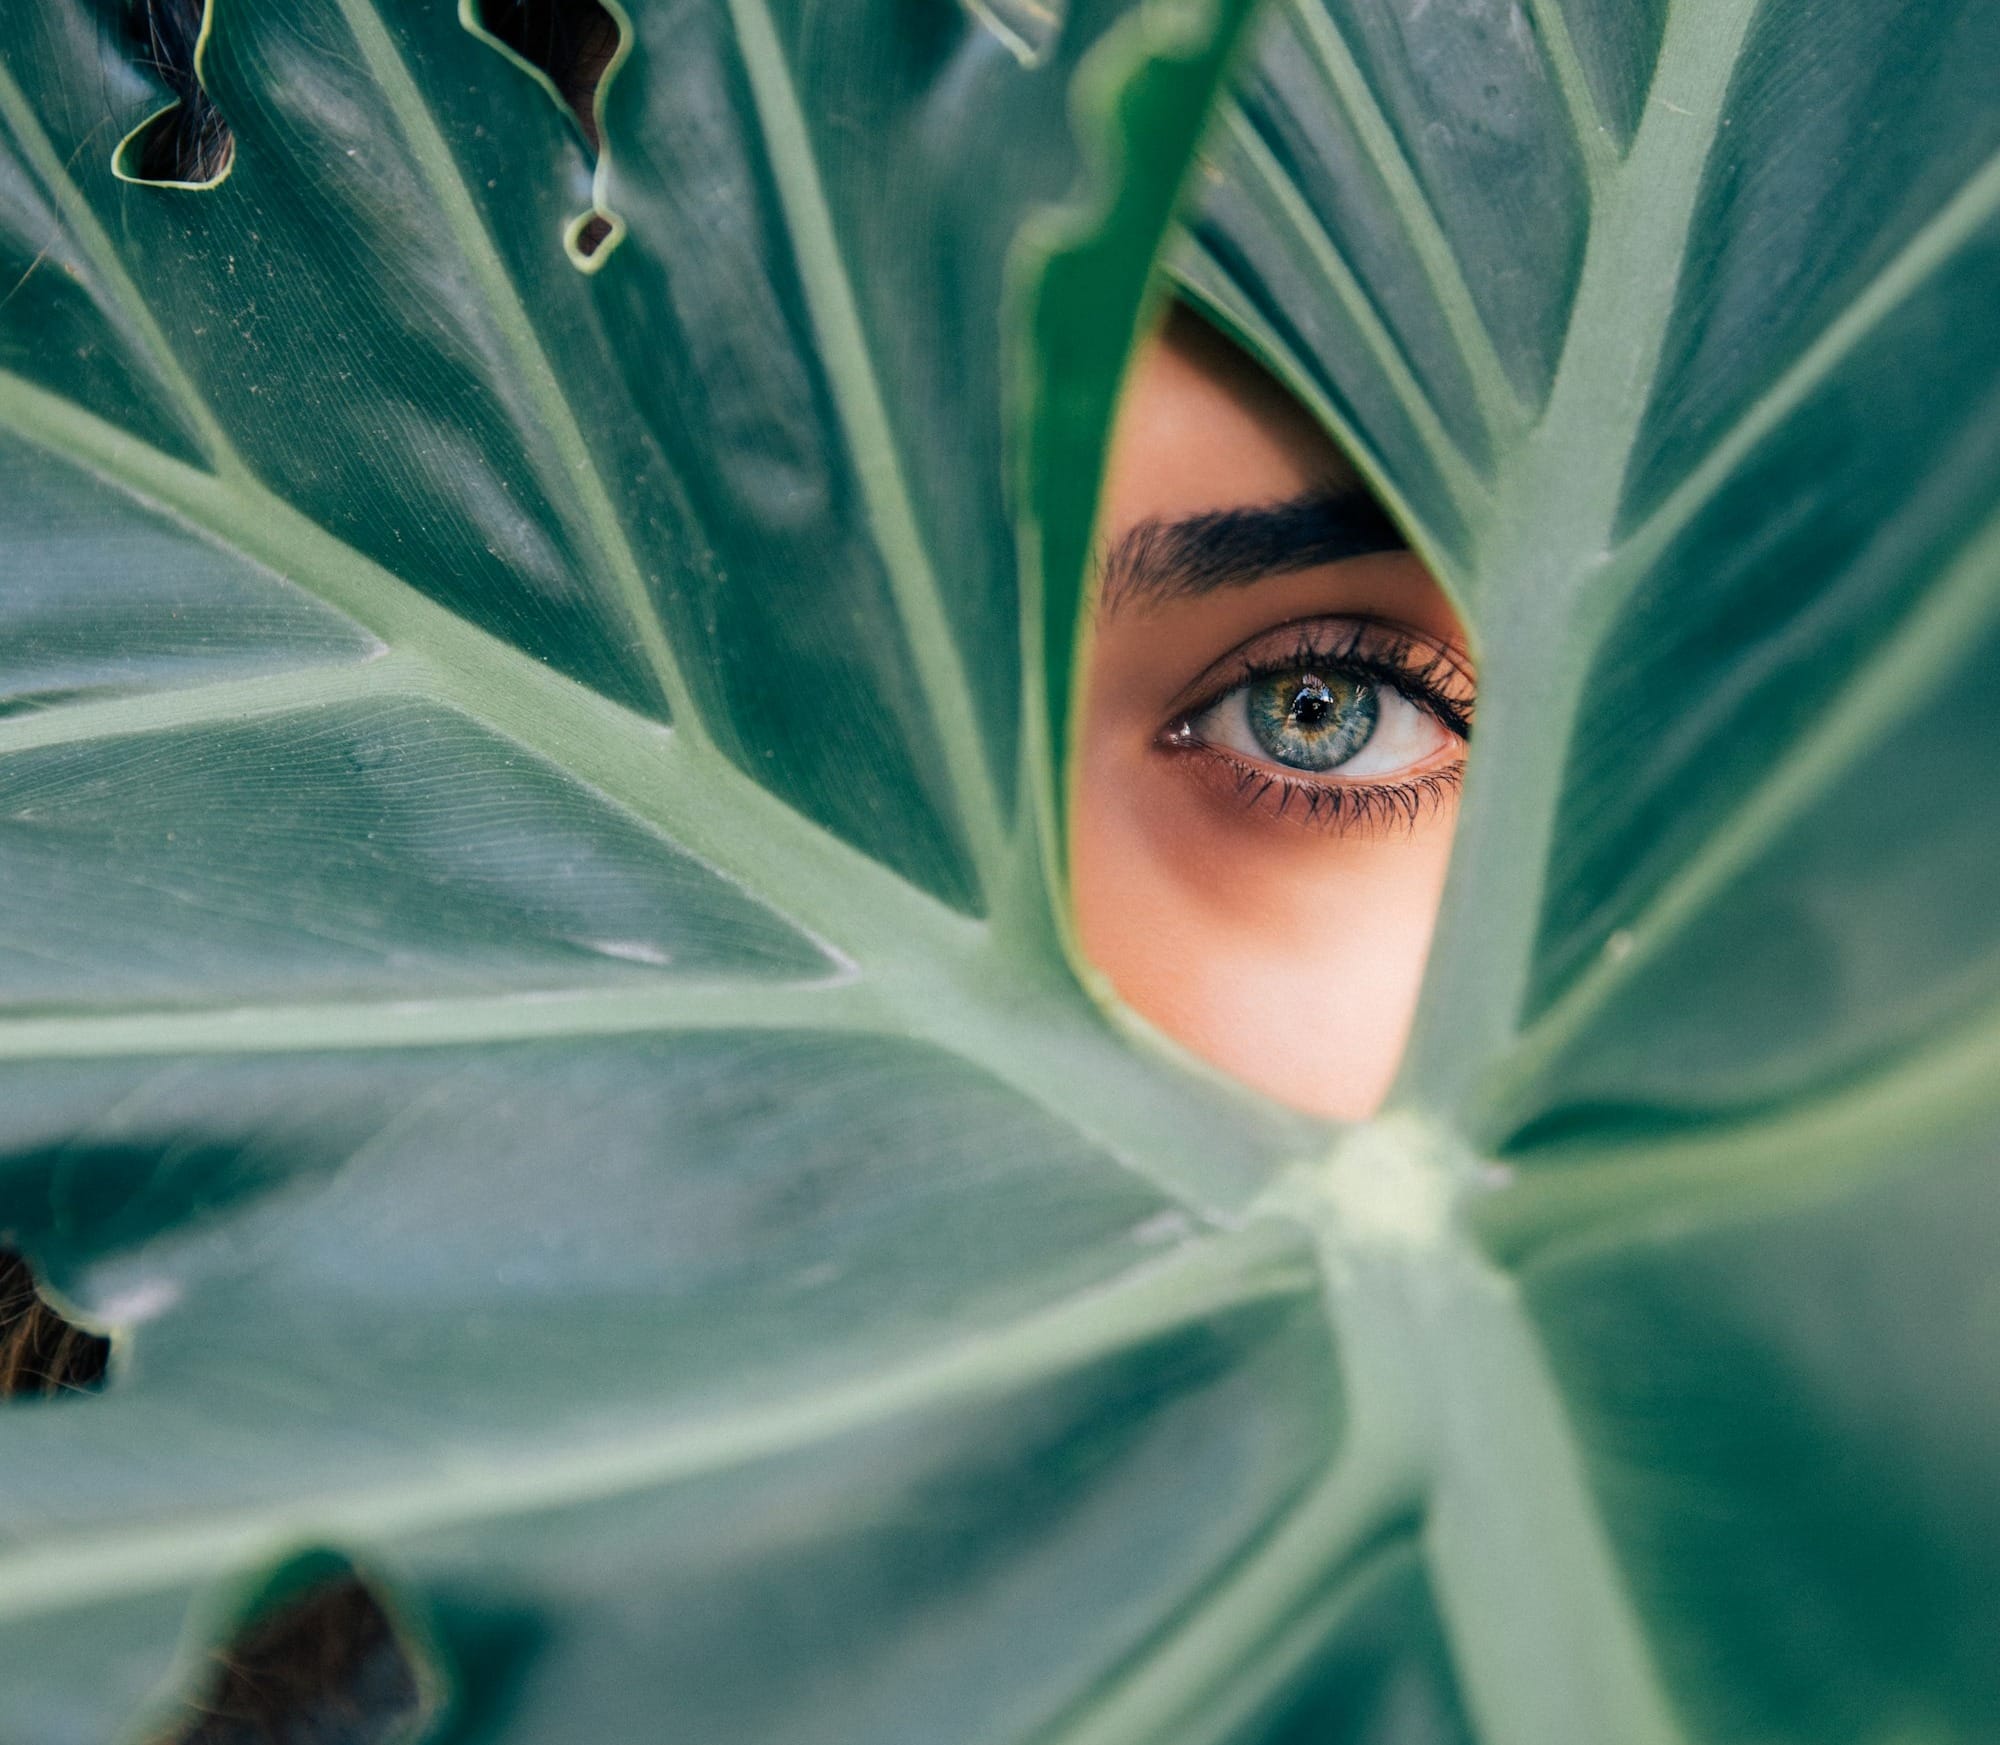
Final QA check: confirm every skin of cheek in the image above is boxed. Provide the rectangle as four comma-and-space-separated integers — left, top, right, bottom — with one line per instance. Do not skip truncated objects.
1071, 564, 1460, 1120
1072, 737, 1457, 1119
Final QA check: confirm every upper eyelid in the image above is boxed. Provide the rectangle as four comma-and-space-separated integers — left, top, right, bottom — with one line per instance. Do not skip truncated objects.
1169, 614, 1474, 721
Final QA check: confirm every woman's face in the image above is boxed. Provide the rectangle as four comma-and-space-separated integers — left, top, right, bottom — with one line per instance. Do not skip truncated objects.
1071, 311, 1473, 1120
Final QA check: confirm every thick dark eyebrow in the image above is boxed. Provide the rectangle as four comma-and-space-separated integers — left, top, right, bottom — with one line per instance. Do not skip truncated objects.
1097, 486, 1407, 615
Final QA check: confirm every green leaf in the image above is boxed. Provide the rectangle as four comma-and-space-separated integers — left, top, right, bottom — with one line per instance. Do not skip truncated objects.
2, 0, 1996, 1739
0, 0, 1328, 1733
1179, 0, 2000, 1738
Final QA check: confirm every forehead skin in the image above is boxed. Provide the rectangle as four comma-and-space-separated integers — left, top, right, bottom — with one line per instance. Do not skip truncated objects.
1098, 307, 1357, 536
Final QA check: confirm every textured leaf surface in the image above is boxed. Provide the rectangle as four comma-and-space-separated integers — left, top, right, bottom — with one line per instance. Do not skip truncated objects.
1180, 0, 2000, 1739
0, 0, 1333, 1734
2, 0, 1996, 1739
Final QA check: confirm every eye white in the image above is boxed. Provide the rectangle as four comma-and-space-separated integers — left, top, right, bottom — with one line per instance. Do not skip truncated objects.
1194, 680, 1451, 777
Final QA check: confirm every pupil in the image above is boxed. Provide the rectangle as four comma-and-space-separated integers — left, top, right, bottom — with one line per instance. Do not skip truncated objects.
1244, 668, 1377, 771
1291, 676, 1334, 729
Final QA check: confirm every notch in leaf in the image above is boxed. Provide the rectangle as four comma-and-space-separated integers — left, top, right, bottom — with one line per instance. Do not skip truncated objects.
463, 0, 628, 264
113, 0, 233, 188
0, 1249, 110, 1400
151, 1556, 443, 1745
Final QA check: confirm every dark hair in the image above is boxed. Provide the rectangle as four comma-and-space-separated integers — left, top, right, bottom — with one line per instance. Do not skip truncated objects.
151, 1578, 424, 1745
122, 0, 619, 186
0, 1250, 108, 1396
0, 1255, 425, 1738
124, 0, 230, 181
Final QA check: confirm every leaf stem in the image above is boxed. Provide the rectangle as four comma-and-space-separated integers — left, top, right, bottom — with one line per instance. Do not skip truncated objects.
1396, 0, 1764, 1114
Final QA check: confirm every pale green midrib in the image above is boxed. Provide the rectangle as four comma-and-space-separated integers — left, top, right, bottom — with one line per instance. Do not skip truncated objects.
0, 656, 404, 755
1614, 142, 2000, 580
1518, 0, 1767, 541
1399, 0, 1764, 1110
721, 0, 1010, 897
0, 961, 1275, 1217
1292, 3, 1528, 438
1037, 1439, 1414, 1745
1254, 1125, 1684, 1745
0, 367, 944, 959
1419, 1239, 1685, 1745
0, 979, 877, 1059
332, 0, 696, 729
1517, 0, 1619, 185
1489, 984, 2000, 1272
1495, 498, 2000, 1122
0, 377, 1269, 1211
1219, 109, 1489, 524
1384, 12, 1767, 1741
0, 61, 242, 477
0, 1225, 1314, 1622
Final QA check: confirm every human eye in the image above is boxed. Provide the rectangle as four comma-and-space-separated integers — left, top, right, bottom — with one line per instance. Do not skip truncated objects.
1162, 616, 1474, 829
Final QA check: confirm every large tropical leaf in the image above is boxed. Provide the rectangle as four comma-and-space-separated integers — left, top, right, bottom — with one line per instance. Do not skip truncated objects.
0, 0, 1995, 1738
1176, 0, 2000, 1739
0, 0, 1326, 1733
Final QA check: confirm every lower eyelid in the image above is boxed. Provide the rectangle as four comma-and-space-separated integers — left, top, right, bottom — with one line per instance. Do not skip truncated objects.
1165, 740, 1466, 832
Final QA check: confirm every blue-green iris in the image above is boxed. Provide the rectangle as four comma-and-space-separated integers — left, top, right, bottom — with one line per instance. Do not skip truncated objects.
1247, 671, 1378, 770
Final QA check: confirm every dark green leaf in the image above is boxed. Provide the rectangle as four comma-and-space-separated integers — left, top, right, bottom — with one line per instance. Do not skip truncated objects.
4, 0, 1996, 1737
1184, 0, 2000, 1738
0, 0, 1326, 1732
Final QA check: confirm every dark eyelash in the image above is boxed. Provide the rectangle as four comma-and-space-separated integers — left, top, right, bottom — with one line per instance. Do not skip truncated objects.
1185, 618, 1475, 741
1161, 617, 1474, 835
1267, 627, 1471, 738
1223, 762, 1466, 830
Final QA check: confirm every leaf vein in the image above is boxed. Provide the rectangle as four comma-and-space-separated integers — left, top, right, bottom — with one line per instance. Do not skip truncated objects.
722, 0, 1011, 896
